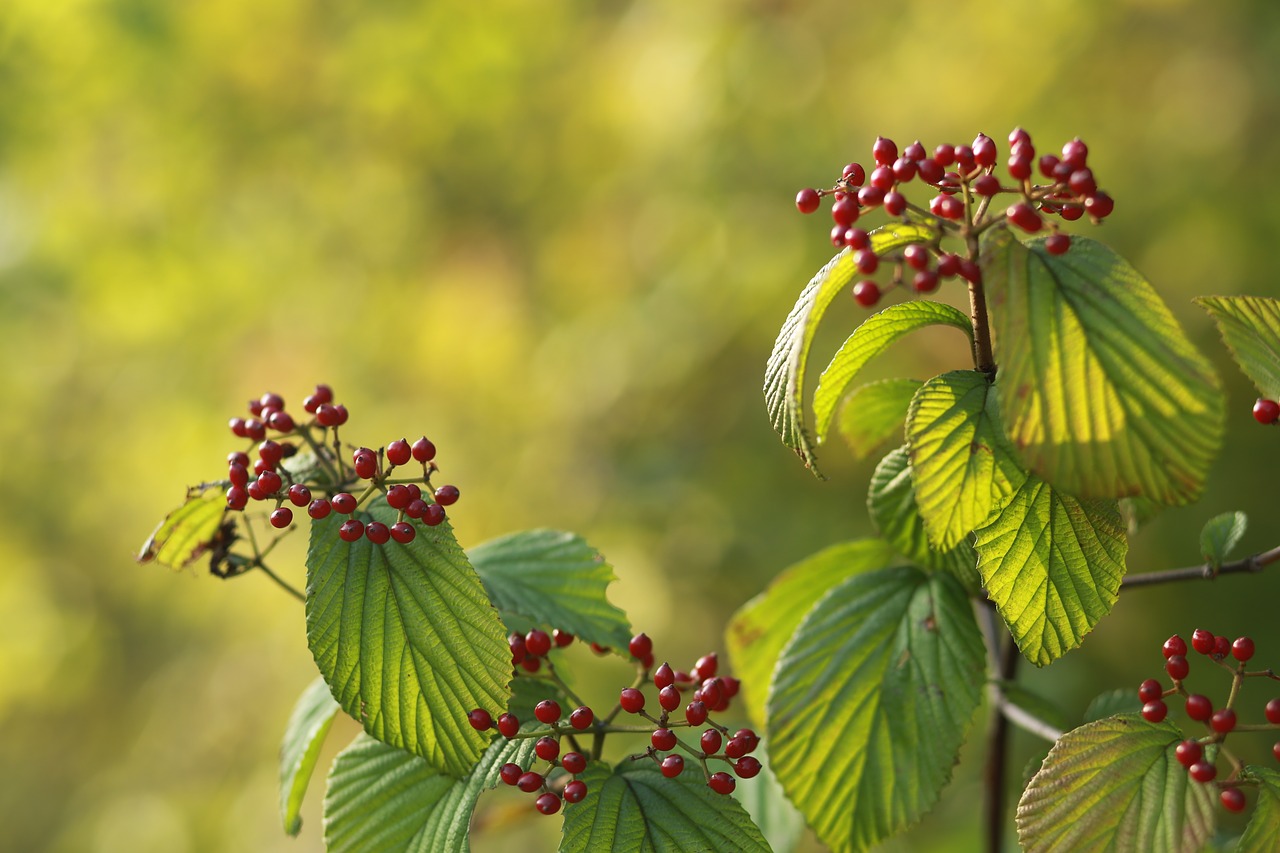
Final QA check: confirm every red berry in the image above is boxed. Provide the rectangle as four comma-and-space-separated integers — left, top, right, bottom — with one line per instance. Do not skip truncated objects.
1138, 679, 1163, 704
892, 157, 917, 183
1007, 203, 1043, 233
1084, 192, 1114, 219
569, 706, 594, 729
365, 521, 390, 544
829, 225, 846, 247
733, 728, 758, 751
629, 633, 653, 660
422, 503, 446, 526
686, 700, 708, 726
1175, 740, 1203, 768
1165, 655, 1190, 681
930, 194, 963, 220
268, 411, 295, 432
654, 662, 676, 689
225, 485, 249, 511
852, 281, 881, 308
843, 228, 870, 251
958, 259, 982, 283
434, 485, 460, 506
619, 688, 645, 714
518, 771, 544, 793
854, 248, 878, 274
857, 185, 885, 208
258, 440, 284, 468
552, 629, 574, 648
725, 737, 749, 759
1189, 761, 1216, 783
972, 133, 997, 168
1061, 138, 1089, 169
917, 158, 943, 184
390, 522, 415, 544
831, 197, 859, 227
872, 136, 897, 167
1186, 694, 1213, 722
526, 629, 552, 657
563, 779, 587, 803
534, 700, 561, 725
913, 270, 940, 294
1214, 636, 1231, 659
1163, 635, 1187, 659
405, 498, 428, 519
651, 729, 677, 751
339, 519, 364, 542
883, 191, 907, 216
1192, 629, 1215, 655
270, 507, 293, 529
1211, 708, 1237, 733
661, 755, 684, 778
1044, 233, 1071, 255
500, 762, 522, 786
1008, 157, 1032, 181
257, 470, 282, 495
354, 453, 378, 480
1253, 399, 1280, 425
1274, 742, 1280, 762
735, 756, 763, 779
386, 484, 411, 510
841, 163, 866, 185
869, 166, 895, 191
561, 751, 587, 775
497, 713, 520, 738
1221, 787, 1246, 813
937, 253, 960, 278
247, 481, 267, 502
1233, 637, 1255, 662
903, 244, 929, 271
307, 498, 331, 519
659, 685, 681, 711
700, 729, 723, 755
535, 736, 559, 762
1141, 700, 1167, 723
1267, 698, 1280, 725
697, 678, 724, 710
973, 174, 1001, 196
1038, 154, 1061, 178
467, 709, 493, 731
331, 493, 357, 514
708, 772, 736, 795
520, 657, 541, 673
508, 633, 527, 665
287, 484, 311, 507
795, 188, 821, 214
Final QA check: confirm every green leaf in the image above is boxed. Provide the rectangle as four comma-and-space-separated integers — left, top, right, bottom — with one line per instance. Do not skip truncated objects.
730, 743, 806, 853
974, 474, 1128, 667
1199, 511, 1247, 569
766, 567, 986, 853
765, 222, 936, 475
560, 761, 772, 853
306, 500, 511, 775
1196, 296, 1280, 398
984, 231, 1224, 504
1016, 715, 1216, 853
136, 488, 228, 569
1082, 688, 1141, 724
867, 446, 980, 590
725, 539, 899, 728
323, 730, 537, 853
468, 529, 632, 651
906, 370, 1026, 550
835, 378, 921, 461
1237, 765, 1280, 853
279, 677, 342, 836
814, 300, 973, 444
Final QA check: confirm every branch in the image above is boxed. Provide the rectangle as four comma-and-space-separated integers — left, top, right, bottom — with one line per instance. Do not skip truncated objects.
993, 689, 1063, 743
1121, 545, 1280, 590
983, 631, 1019, 853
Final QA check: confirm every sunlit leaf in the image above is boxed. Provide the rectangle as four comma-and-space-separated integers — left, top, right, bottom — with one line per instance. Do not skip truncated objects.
867, 446, 980, 591
279, 676, 342, 836
323, 730, 537, 853
730, 743, 806, 853
1237, 765, 1280, 853
560, 761, 771, 853
136, 488, 228, 569
468, 529, 631, 651
725, 539, 899, 728
835, 378, 921, 461
1016, 715, 1215, 853
766, 566, 985, 853
1199, 511, 1247, 569
906, 370, 1026, 550
765, 223, 935, 475
815, 301, 972, 446
974, 474, 1127, 666
306, 499, 511, 775
984, 231, 1224, 504
1196, 296, 1280, 398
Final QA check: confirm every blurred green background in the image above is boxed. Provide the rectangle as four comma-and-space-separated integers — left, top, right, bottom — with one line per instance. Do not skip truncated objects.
3, 0, 1279, 850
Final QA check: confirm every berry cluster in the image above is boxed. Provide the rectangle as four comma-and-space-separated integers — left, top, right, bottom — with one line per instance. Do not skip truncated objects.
222, 385, 459, 545
1138, 630, 1280, 814
1252, 398, 1280, 425
794, 129, 1113, 309
468, 631, 760, 815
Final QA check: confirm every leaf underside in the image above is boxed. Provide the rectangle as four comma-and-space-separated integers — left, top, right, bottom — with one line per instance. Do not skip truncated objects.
1196, 295, 1280, 398
835, 378, 921, 462
279, 676, 342, 836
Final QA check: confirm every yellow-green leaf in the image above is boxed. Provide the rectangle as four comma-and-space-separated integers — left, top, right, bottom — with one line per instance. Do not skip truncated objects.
1196, 295, 1280, 398
136, 488, 228, 569
835, 378, 921, 461
1237, 765, 1280, 853
279, 677, 341, 836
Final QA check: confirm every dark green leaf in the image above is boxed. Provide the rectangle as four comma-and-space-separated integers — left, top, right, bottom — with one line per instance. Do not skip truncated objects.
279, 676, 342, 835
767, 567, 986, 852
725, 539, 899, 728
136, 488, 227, 569
985, 231, 1224, 504
764, 223, 935, 474
468, 529, 632, 651
306, 500, 511, 775
559, 761, 771, 853
974, 474, 1127, 666
1237, 765, 1280, 853
867, 446, 980, 590
1016, 715, 1216, 853
1196, 296, 1280, 398
730, 743, 805, 853
906, 370, 1026, 550
1199, 511, 1247, 569
1082, 688, 1141, 724
814, 300, 973, 443
835, 378, 921, 461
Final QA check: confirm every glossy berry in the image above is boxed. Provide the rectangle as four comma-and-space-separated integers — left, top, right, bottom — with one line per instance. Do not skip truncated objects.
386, 484, 412, 510
534, 700, 561, 725
1162, 635, 1187, 659
390, 522, 416, 544
651, 729, 677, 751
883, 191, 907, 216
660, 754, 684, 778
708, 772, 736, 795
1274, 742, 1280, 762
405, 498, 428, 519
973, 174, 1001, 196
434, 485, 460, 506
1141, 700, 1167, 723
653, 662, 676, 690
869, 166, 895, 191
226, 486, 249, 511
1007, 203, 1043, 233
1221, 787, 1246, 813
852, 281, 881, 308
535, 737, 560, 762
686, 700, 708, 727
1045, 233, 1071, 255
700, 729, 723, 755
257, 470, 282, 495
735, 756, 763, 779
308, 498, 331, 519
339, 519, 364, 542
354, 452, 378, 480
365, 522, 391, 544
500, 762, 522, 786
872, 136, 897, 166
1138, 679, 1163, 704
497, 713, 520, 738
1232, 637, 1255, 662
1165, 655, 1189, 681
270, 507, 293, 529
930, 194, 963, 220
1253, 399, 1280, 425
331, 493, 357, 514
619, 688, 645, 714
1189, 761, 1216, 783
1211, 708, 1237, 734
467, 709, 493, 731
553, 629, 575, 648
525, 629, 552, 657
733, 728, 759, 752
913, 270, 939, 294
831, 197, 859, 228
517, 771, 544, 793
891, 157, 916, 182
1175, 740, 1203, 768
410, 436, 437, 463
508, 633, 527, 664
659, 685, 681, 711
854, 249, 878, 275
422, 503, 446, 526
1214, 636, 1231, 659
841, 162, 866, 185
384, 439, 411, 467
796, 188, 821, 214
628, 633, 653, 660
1192, 629, 1215, 655
286, 484, 311, 507
696, 679, 723, 710
569, 706, 594, 730
1186, 695, 1214, 722
857, 185, 884, 208
563, 779, 588, 804
1266, 698, 1280, 725
258, 440, 284, 468
1085, 192, 1114, 219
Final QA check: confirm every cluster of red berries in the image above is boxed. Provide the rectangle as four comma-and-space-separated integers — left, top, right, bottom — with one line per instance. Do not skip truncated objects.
794, 129, 1113, 308
467, 632, 759, 815
1252, 398, 1280, 425
222, 385, 459, 545
1138, 630, 1280, 813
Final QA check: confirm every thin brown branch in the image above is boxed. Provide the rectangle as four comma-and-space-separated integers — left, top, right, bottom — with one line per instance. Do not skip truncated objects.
1121, 545, 1280, 590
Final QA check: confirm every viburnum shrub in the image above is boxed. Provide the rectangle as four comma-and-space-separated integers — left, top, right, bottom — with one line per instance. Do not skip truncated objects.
138, 128, 1280, 852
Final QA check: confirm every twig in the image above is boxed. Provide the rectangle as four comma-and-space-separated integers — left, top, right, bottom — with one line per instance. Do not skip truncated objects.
993, 691, 1063, 743
984, 633, 1018, 853
1121, 545, 1280, 589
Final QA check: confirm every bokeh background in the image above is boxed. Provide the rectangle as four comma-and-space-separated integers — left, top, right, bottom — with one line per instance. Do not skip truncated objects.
3, 0, 1279, 850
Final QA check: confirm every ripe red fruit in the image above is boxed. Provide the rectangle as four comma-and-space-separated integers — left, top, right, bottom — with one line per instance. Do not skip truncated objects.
561, 752, 587, 775
629, 633, 653, 660
1189, 761, 1216, 783
1192, 629, 1215, 655
339, 520, 364, 542
569, 706, 594, 729
708, 772, 736, 795
287, 484, 311, 507
852, 281, 881, 308
972, 174, 1001, 196
563, 779, 587, 804
891, 157, 917, 182
467, 709, 493, 731
937, 253, 961, 278
1233, 637, 1256, 662
1085, 192, 1114, 219
552, 629, 574, 648
500, 762, 522, 786
422, 503, 446, 526
661, 755, 684, 778
247, 481, 267, 502
268, 411, 295, 432
1221, 787, 1246, 813
883, 191, 907, 216
521, 656, 541, 673
843, 228, 871, 251
365, 522, 390, 544
270, 507, 293, 529
1007, 203, 1043, 233
497, 713, 520, 737
842, 163, 866, 185
535, 737, 559, 762
654, 662, 676, 689
534, 700, 561, 724
697, 678, 724, 710
1211, 709, 1237, 733
1266, 698, 1280, 725
651, 729, 677, 751
913, 270, 940, 294
872, 136, 898, 167
331, 493, 357, 514
390, 522, 416, 544
903, 244, 929, 271
257, 470, 282, 495
1186, 694, 1213, 722
526, 629, 552, 657
354, 453, 378, 480
386, 485, 411, 510
1175, 740, 1203, 768
258, 440, 283, 467
930, 194, 963, 220
1008, 157, 1032, 180
917, 158, 944, 184
434, 485, 460, 506
686, 700, 708, 726
795, 188, 821, 214
1044, 233, 1071, 255
857, 185, 885, 208
973, 134, 997, 168
854, 249, 878, 275
725, 737, 749, 759
307, 498, 331, 519
1138, 679, 1163, 704
535, 790, 561, 815
619, 688, 645, 714
1061, 138, 1089, 168
1068, 168, 1097, 196
1163, 635, 1187, 659
517, 771, 544, 793
1141, 700, 1167, 723
1214, 636, 1231, 659
405, 498, 428, 519
1165, 655, 1189, 681
1274, 742, 1280, 762
1253, 399, 1280, 425
659, 685, 681, 711
868, 165, 894, 191
700, 729, 723, 755
735, 756, 763, 779
831, 197, 859, 227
